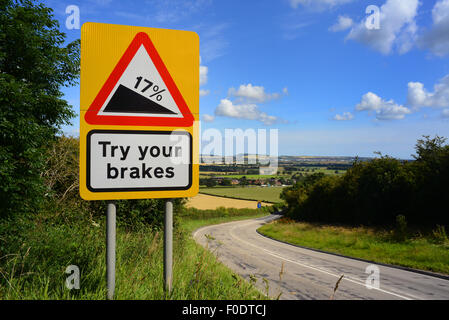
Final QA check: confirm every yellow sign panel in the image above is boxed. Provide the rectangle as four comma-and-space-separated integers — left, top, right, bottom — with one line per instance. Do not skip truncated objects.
80, 22, 199, 200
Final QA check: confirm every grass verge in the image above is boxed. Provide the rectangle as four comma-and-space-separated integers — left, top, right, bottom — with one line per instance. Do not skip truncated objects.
0, 207, 270, 300
180, 207, 269, 233
258, 218, 449, 275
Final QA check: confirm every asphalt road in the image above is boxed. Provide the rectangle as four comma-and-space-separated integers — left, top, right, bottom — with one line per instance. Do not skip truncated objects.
193, 215, 449, 300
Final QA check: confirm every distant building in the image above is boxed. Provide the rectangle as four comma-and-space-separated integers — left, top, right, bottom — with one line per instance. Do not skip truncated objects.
259, 167, 277, 175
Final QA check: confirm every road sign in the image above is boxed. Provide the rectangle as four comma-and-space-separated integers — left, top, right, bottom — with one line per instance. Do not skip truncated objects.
80, 23, 199, 200
84, 31, 194, 127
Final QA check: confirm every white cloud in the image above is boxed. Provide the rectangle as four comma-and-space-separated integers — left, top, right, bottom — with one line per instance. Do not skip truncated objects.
289, 0, 353, 10
228, 84, 286, 103
356, 92, 411, 120
433, 0, 449, 24
202, 114, 215, 122
419, 0, 449, 56
407, 74, 449, 109
333, 112, 354, 121
214, 84, 287, 125
329, 16, 353, 32
442, 109, 449, 118
199, 56, 209, 96
281, 21, 313, 41
196, 23, 229, 62
214, 99, 278, 125
346, 0, 419, 55
200, 65, 208, 86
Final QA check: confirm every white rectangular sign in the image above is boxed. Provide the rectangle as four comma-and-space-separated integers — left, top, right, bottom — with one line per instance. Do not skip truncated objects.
87, 130, 192, 192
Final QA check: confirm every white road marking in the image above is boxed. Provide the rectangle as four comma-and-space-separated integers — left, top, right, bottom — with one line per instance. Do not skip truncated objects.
228, 221, 421, 300
193, 218, 423, 300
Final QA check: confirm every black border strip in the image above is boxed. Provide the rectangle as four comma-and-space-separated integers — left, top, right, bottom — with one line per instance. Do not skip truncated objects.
86, 129, 193, 192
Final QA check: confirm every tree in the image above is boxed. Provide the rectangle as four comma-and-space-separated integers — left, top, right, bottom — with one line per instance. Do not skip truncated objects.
0, 0, 80, 216
413, 135, 447, 164
409, 135, 449, 226
282, 137, 449, 227
221, 179, 232, 186
204, 178, 216, 188
239, 176, 248, 186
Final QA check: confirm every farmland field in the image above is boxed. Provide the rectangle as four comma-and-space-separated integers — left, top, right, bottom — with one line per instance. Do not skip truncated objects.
186, 193, 271, 210
199, 168, 346, 179
199, 174, 282, 179
200, 186, 284, 203
292, 167, 346, 175
214, 174, 281, 179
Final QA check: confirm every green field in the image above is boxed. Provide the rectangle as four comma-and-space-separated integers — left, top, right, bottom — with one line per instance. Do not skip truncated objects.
200, 174, 281, 179
258, 218, 449, 275
288, 167, 346, 176
199, 167, 346, 179
200, 186, 284, 203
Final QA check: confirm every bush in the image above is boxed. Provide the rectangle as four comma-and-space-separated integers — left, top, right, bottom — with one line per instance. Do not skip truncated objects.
282, 136, 449, 228
268, 202, 285, 214
431, 225, 448, 244
0, 135, 188, 298
392, 215, 408, 242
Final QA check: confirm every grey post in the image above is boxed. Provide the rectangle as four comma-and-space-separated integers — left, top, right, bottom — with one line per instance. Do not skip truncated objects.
106, 201, 116, 300
164, 199, 173, 294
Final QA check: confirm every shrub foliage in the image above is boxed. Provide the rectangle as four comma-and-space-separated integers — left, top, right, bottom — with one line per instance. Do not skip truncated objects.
282, 136, 449, 227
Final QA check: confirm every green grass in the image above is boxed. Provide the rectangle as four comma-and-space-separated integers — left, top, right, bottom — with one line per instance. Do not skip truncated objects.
180, 207, 269, 233
0, 208, 270, 300
199, 167, 347, 181
291, 167, 346, 176
214, 174, 281, 179
258, 218, 449, 275
200, 186, 284, 203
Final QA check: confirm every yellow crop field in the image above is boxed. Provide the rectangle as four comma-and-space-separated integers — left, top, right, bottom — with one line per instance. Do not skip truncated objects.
186, 193, 271, 210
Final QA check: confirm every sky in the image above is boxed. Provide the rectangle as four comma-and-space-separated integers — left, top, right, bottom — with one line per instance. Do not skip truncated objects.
46, 0, 449, 159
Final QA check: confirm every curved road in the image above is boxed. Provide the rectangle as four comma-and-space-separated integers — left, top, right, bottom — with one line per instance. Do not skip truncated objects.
193, 215, 449, 300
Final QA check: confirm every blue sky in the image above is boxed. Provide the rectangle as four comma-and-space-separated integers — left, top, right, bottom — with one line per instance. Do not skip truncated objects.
47, 0, 449, 159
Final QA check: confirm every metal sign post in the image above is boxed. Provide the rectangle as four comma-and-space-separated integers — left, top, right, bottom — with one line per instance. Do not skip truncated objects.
164, 199, 173, 294
106, 201, 116, 300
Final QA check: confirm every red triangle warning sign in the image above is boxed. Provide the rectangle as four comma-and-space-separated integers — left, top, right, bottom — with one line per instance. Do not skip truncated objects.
84, 32, 194, 127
